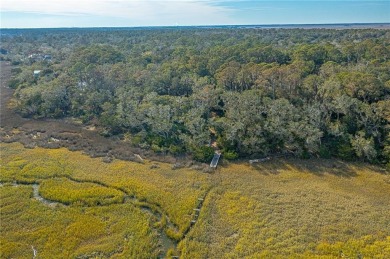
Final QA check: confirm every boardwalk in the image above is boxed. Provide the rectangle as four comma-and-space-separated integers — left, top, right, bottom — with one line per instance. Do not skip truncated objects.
210, 152, 221, 168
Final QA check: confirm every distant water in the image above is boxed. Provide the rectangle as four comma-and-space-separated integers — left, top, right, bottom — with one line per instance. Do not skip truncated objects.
1, 23, 390, 35
181, 23, 390, 29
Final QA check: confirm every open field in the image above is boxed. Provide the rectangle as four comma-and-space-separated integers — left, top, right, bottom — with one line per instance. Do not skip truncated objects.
1, 142, 389, 258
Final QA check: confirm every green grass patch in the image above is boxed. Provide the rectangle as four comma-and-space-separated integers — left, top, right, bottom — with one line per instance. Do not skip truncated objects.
39, 178, 125, 206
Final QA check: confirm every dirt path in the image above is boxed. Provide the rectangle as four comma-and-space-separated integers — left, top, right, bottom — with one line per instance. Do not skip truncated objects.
0, 62, 177, 163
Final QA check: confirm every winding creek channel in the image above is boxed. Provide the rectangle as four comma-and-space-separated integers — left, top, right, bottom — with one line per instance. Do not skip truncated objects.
1, 179, 211, 258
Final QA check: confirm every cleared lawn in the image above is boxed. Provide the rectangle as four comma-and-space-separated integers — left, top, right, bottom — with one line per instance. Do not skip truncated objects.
1, 142, 389, 258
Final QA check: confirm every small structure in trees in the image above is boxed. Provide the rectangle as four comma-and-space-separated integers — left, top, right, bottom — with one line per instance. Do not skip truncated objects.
28, 53, 43, 62
33, 70, 41, 78
43, 54, 52, 61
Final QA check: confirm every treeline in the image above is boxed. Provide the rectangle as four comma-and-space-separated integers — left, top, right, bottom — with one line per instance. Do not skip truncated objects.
1, 28, 389, 166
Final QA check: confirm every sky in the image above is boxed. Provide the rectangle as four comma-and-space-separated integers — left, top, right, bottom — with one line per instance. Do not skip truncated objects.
1, 0, 389, 28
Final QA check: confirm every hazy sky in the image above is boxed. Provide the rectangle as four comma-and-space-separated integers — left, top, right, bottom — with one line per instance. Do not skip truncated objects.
1, 0, 389, 28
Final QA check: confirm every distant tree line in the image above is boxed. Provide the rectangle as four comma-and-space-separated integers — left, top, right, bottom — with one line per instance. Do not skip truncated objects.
1, 28, 389, 166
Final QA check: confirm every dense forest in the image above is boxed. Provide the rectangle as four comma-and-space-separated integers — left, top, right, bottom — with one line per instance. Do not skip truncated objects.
1, 28, 389, 166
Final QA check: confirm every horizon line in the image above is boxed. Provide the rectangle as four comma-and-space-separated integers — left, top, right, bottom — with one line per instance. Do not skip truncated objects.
1, 22, 390, 30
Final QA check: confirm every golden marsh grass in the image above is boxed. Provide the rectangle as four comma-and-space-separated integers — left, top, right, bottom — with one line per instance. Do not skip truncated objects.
1, 143, 389, 258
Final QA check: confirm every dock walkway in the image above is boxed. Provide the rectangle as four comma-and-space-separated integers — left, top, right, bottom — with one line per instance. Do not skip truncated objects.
210, 152, 221, 168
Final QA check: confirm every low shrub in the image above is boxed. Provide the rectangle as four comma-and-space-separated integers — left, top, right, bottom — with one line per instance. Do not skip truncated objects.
193, 146, 214, 163
223, 150, 238, 160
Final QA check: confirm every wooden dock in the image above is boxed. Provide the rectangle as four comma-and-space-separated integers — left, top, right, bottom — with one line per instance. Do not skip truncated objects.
210, 152, 221, 168
249, 157, 270, 164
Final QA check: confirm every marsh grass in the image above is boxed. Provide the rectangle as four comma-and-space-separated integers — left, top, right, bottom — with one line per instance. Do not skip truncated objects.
180, 161, 390, 258
0, 185, 159, 258
0, 143, 210, 231
39, 178, 125, 206
0, 142, 210, 257
1, 143, 389, 258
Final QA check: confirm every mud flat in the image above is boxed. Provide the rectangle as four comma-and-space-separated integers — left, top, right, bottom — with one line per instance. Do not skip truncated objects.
0, 62, 179, 164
